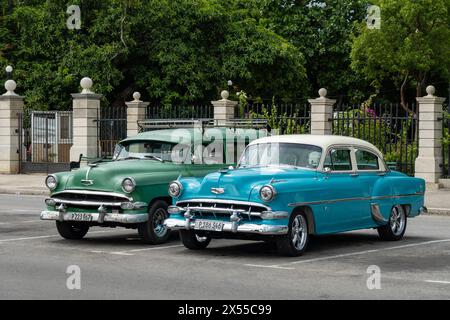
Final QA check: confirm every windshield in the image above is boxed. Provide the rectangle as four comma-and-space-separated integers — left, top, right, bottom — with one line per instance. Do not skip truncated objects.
113, 140, 188, 162
238, 143, 322, 169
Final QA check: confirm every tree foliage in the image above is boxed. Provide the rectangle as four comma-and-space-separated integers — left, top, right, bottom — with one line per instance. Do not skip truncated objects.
0, 0, 307, 110
351, 0, 450, 113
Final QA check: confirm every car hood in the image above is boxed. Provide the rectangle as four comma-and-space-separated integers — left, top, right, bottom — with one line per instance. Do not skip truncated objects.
63, 160, 181, 192
189, 166, 317, 202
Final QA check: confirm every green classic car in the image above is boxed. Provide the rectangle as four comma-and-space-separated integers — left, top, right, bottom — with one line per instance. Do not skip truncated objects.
40, 128, 252, 244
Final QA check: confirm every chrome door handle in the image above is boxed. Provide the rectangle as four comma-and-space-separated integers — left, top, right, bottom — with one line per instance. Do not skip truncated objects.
349, 173, 359, 177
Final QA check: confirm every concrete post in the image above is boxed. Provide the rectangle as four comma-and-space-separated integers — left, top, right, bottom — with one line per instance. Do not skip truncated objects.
415, 85, 446, 189
211, 90, 238, 126
308, 88, 336, 135
125, 92, 149, 138
69, 77, 103, 162
0, 79, 24, 173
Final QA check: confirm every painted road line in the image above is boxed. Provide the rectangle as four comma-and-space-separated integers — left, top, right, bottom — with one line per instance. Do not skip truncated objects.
0, 230, 127, 243
245, 239, 450, 269
424, 280, 450, 285
245, 264, 295, 270
109, 244, 184, 256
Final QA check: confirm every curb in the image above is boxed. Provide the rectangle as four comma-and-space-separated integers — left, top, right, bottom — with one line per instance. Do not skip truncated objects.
425, 208, 450, 216
0, 189, 48, 196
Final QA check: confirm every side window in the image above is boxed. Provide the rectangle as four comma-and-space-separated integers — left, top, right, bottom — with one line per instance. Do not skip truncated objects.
324, 149, 352, 171
355, 149, 379, 170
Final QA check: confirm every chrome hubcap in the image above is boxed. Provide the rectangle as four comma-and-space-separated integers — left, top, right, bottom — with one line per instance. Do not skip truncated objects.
153, 208, 168, 237
291, 215, 307, 251
390, 206, 405, 236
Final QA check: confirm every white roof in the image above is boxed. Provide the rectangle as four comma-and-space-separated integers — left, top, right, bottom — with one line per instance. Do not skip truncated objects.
248, 135, 383, 157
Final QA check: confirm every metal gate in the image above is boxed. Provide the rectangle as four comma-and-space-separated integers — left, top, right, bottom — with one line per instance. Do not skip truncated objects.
331, 103, 418, 176
95, 106, 127, 158
18, 111, 73, 174
442, 107, 450, 178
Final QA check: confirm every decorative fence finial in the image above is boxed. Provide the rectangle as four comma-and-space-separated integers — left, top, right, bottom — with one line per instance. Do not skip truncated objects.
221, 90, 229, 100
80, 77, 94, 94
3, 79, 17, 96
426, 85, 435, 97
133, 92, 141, 102
318, 88, 327, 98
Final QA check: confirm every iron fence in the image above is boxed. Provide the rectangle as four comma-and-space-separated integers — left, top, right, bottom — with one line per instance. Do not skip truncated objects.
146, 104, 214, 119
96, 106, 127, 157
18, 111, 73, 174
239, 103, 311, 134
442, 105, 450, 178
331, 103, 418, 176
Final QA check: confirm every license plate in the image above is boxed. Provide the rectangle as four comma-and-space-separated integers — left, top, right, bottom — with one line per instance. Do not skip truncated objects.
70, 213, 93, 222
194, 219, 224, 232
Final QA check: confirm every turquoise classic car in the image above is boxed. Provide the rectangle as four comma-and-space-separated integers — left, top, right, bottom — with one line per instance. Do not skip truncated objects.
40, 128, 245, 244
165, 135, 427, 256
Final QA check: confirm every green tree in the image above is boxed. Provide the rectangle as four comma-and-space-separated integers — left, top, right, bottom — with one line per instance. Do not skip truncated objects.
256, 0, 368, 103
1, 0, 307, 110
351, 0, 450, 113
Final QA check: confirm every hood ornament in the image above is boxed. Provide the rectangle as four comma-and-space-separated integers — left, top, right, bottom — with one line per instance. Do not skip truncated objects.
211, 187, 225, 195
81, 163, 96, 185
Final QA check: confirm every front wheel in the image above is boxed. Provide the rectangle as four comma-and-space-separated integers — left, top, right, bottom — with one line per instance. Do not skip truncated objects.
180, 230, 211, 250
138, 200, 170, 244
56, 221, 89, 240
377, 205, 407, 241
276, 213, 309, 256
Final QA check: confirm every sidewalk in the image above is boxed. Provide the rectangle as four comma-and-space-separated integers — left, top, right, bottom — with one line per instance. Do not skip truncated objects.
0, 174, 449, 215
0, 174, 47, 196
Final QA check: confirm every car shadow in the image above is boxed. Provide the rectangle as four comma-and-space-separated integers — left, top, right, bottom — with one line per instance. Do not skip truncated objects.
194, 231, 438, 260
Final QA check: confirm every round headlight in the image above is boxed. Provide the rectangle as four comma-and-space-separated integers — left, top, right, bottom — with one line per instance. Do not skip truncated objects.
168, 181, 182, 198
259, 185, 276, 202
122, 177, 136, 193
45, 175, 58, 191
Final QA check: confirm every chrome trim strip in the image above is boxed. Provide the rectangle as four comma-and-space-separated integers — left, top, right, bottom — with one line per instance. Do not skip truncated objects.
176, 199, 270, 210
288, 192, 424, 207
40, 211, 148, 224
52, 190, 132, 201
164, 218, 288, 235
51, 198, 124, 207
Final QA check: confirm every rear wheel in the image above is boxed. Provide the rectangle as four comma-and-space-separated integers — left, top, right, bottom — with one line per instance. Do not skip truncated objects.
377, 205, 407, 241
180, 230, 211, 250
138, 200, 170, 244
276, 212, 309, 256
56, 221, 89, 240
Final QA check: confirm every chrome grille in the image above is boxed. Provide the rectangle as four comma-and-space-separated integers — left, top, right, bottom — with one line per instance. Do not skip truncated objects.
176, 199, 269, 221
51, 190, 131, 207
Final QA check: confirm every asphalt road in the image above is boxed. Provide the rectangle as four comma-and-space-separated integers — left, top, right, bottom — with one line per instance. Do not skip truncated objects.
0, 194, 449, 300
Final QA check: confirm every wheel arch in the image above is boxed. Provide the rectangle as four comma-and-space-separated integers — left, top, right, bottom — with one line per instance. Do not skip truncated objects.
291, 206, 316, 235
147, 196, 172, 210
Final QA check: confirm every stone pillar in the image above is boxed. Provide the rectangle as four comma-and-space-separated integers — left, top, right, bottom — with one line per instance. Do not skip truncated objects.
69, 77, 103, 162
308, 88, 336, 135
211, 90, 238, 126
0, 79, 24, 174
125, 92, 149, 138
415, 85, 445, 189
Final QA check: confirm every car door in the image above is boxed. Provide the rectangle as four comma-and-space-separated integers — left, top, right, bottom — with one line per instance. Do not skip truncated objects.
353, 148, 384, 227
319, 147, 369, 232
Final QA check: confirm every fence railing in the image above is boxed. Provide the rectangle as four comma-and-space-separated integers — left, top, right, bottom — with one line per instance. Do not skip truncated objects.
146, 104, 214, 119
96, 106, 127, 157
239, 103, 311, 134
331, 103, 418, 176
443, 106, 450, 178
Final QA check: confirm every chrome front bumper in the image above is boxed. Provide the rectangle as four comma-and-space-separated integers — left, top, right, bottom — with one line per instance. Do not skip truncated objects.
40, 210, 148, 224
164, 218, 288, 235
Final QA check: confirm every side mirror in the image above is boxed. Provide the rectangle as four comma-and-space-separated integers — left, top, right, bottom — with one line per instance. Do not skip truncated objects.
323, 167, 332, 174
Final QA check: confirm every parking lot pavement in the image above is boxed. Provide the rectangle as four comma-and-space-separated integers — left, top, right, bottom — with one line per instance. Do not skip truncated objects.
0, 194, 449, 300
